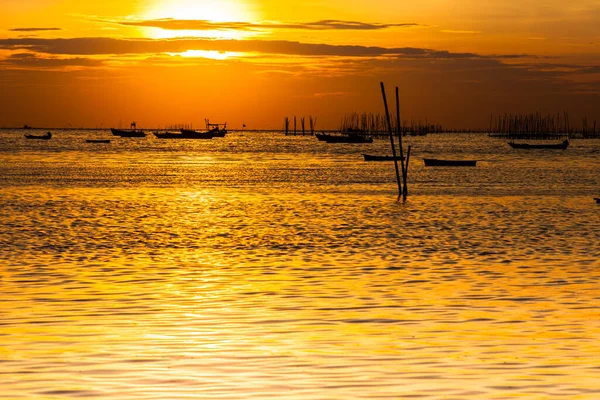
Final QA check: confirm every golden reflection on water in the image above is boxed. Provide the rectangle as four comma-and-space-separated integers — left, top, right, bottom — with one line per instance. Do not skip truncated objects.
1, 132, 600, 398
1, 186, 599, 399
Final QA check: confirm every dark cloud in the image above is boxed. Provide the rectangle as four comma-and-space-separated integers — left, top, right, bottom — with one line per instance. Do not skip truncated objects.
0, 37, 486, 59
9, 28, 62, 32
116, 18, 421, 31
1, 53, 104, 68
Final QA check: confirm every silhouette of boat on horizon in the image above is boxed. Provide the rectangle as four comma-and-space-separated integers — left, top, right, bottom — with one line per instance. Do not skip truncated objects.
111, 122, 146, 137
86, 139, 110, 143
154, 121, 227, 139
154, 129, 216, 139
423, 158, 477, 167
25, 132, 52, 140
205, 120, 227, 137
508, 139, 569, 150
363, 154, 405, 161
316, 130, 373, 144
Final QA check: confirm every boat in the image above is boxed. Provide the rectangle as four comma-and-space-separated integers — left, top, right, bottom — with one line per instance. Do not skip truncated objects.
362, 154, 405, 161
111, 128, 146, 137
111, 122, 146, 137
508, 139, 569, 149
153, 129, 216, 139
25, 132, 52, 140
205, 120, 227, 137
423, 158, 477, 167
86, 139, 110, 143
594, 198, 600, 204
315, 132, 373, 144
154, 120, 227, 139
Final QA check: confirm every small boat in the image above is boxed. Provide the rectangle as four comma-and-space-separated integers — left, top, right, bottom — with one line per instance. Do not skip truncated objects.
594, 198, 600, 204
508, 139, 569, 150
423, 158, 477, 167
154, 120, 227, 139
205, 120, 227, 137
154, 129, 215, 139
362, 154, 405, 161
111, 128, 146, 137
86, 139, 111, 143
25, 132, 52, 140
316, 132, 373, 144
111, 122, 146, 137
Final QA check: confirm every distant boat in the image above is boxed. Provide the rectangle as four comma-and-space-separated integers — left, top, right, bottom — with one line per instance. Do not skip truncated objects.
508, 140, 569, 150
111, 121, 146, 137
25, 131, 52, 140
423, 158, 477, 167
316, 132, 373, 144
153, 129, 216, 139
362, 154, 405, 161
205, 120, 227, 137
111, 128, 146, 137
86, 139, 110, 143
155, 120, 228, 139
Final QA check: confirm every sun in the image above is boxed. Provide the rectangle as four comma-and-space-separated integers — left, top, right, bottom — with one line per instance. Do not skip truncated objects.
141, 0, 257, 39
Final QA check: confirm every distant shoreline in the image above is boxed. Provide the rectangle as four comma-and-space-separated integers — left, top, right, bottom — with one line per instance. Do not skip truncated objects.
0, 127, 497, 134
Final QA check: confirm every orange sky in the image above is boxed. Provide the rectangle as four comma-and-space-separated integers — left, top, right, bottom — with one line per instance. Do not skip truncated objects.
1, 0, 599, 129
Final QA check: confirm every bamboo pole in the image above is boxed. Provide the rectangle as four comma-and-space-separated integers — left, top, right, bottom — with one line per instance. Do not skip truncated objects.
380, 82, 402, 197
395, 87, 407, 200
403, 145, 411, 199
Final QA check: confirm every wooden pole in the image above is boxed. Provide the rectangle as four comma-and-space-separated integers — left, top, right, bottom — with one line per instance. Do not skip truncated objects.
395, 87, 407, 199
403, 145, 411, 199
380, 82, 402, 197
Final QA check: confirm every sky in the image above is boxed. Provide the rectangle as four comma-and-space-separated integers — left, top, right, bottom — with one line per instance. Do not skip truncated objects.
0, 0, 599, 129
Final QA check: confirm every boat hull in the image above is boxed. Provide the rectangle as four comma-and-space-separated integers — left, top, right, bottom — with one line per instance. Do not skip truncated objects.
362, 154, 405, 161
424, 158, 477, 167
86, 139, 111, 143
154, 130, 216, 139
316, 133, 373, 143
24, 134, 51, 140
508, 140, 569, 149
111, 128, 146, 137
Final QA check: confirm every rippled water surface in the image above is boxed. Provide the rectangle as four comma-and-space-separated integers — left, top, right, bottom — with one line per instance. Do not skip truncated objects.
1, 130, 600, 399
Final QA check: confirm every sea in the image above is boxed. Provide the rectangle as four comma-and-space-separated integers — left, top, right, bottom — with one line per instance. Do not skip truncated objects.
1, 129, 599, 399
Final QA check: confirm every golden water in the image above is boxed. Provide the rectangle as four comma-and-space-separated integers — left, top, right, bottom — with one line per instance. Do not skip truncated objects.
1, 131, 599, 398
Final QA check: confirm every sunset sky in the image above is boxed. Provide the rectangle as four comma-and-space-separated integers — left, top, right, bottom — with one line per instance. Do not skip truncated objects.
1, 0, 599, 129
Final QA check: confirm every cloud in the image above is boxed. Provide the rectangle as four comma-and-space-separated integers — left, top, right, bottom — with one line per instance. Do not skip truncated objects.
115, 18, 421, 31
0, 37, 486, 59
0, 53, 104, 68
9, 28, 62, 32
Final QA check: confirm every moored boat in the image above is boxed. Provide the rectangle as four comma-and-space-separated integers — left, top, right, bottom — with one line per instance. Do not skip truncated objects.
423, 158, 477, 167
154, 120, 227, 139
508, 139, 569, 149
205, 120, 227, 137
154, 129, 215, 139
111, 121, 146, 137
111, 128, 146, 137
25, 132, 52, 140
316, 132, 373, 144
86, 139, 111, 143
362, 154, 405, 161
